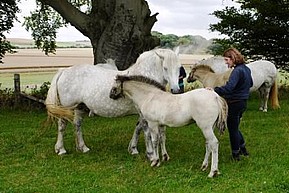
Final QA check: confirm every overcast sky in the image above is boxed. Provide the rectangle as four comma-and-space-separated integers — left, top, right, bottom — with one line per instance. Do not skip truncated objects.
5, 0, 239, 41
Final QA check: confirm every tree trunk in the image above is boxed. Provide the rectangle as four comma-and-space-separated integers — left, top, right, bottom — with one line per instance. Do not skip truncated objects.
39, 0, 160, 70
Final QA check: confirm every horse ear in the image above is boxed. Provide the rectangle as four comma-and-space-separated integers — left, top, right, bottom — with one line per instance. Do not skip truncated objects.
154, 50, 164, 61
190, 63, 196, 69
174, 46, 180, 55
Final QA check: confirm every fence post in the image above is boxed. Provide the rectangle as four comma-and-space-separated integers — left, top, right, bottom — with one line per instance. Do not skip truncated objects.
14, 74, 21, 106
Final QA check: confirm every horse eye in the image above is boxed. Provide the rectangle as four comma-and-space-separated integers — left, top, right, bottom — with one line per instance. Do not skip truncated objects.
164, 67, 168, 71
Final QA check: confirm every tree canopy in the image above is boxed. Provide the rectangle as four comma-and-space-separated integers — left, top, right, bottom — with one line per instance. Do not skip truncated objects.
24, 0, 160, 70
210, 0, 289, 70
0, 0, 19, 63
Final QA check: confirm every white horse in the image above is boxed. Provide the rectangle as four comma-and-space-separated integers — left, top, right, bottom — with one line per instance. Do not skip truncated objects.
97, 58, 118, 70
45, 48, 181, 156
187, 60, 280, 112
198, 56, 228, 73
109, 75, 228, 178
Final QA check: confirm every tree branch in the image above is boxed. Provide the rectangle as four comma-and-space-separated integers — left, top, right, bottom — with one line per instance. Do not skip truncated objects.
38, 0, 93, 37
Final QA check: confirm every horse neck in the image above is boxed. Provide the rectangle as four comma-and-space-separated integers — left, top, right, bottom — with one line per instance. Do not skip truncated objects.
195, 69, 214, 84
122, 59, 164, 85
122, 81, 162, 105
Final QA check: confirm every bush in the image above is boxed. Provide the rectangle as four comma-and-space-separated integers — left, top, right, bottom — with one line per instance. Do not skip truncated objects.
30, 81, 50, 100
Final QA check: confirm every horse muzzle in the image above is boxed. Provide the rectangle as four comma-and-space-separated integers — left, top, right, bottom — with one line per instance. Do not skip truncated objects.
109, 88, 123, 99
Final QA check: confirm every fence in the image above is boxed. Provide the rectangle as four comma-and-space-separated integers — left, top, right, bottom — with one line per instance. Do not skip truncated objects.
13, 73, 45, 105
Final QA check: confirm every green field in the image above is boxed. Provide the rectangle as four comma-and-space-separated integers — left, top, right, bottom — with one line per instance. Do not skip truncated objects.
0, 95, 289, 192
0, 72, 55, 91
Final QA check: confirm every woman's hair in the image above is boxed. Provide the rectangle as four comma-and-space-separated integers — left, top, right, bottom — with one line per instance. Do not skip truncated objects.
223, 48, 245, 65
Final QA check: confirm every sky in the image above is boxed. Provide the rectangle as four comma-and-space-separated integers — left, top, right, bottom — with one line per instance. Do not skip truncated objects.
5, 0, 239, 41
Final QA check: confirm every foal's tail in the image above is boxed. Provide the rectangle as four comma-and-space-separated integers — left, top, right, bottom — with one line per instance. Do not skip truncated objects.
270, 79, 280, 109
214, 96, 228, 135
45, 69, 75, 123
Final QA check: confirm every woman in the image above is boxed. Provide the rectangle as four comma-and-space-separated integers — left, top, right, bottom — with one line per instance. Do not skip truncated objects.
213, 48, 253, 161
178, 65, 187, 93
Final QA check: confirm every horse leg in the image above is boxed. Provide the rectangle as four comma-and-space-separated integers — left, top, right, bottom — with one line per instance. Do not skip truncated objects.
159, 125, 170, 161
199, 124, 219, 178
128, 117, 145, 155
74, 109, 90, 153
262, 87, 271, 112
148, 121, 160, 167
201, 142, 210, 171
143, 120, 154, 161
55, 118, 67, 155
259, 85, 270, 112
258, 87, 265, 111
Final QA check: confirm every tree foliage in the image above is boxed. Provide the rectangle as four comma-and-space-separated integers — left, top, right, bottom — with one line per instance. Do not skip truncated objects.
24, 0, 160, 70
151, 31, 211, 54
24, 2, 65, 54
0, 0, 19, 63
210, 0, 289, 70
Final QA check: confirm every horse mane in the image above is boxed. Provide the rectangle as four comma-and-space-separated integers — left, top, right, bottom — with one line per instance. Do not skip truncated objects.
115, 75, 166, 91
194, 64, 215, 73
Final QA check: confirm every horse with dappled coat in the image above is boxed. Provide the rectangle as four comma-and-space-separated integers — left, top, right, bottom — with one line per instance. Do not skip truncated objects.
187, 60, 280, 112
45, 48, 181, 156
109, 74, 228, 178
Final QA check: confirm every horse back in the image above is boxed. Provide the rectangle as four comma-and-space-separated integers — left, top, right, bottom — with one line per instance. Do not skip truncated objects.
247, 60, 277, 90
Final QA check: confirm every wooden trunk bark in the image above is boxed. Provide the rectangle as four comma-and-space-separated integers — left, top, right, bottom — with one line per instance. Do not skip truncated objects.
40, 0, 160, 70
89, 0, 160, 70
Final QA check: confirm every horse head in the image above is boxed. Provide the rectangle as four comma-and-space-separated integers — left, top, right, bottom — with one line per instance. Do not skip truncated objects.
187, 65, 197, 83
154, 49, 181, 94
187, 64, 215, 83
109, 75, 124, 100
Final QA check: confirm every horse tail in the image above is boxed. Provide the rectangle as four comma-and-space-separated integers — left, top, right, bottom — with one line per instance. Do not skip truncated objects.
270, 79, 280, 109
214, 96, 228, 135
45, 69, 75, 123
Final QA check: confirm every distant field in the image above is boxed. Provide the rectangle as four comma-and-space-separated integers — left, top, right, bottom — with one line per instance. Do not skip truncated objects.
0, 48, 213, 90
7, 38, 92, 49
0, 72, 55, 91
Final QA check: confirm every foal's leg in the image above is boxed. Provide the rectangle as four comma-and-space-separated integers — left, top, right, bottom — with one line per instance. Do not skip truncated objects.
55, 118, 68, 155
74, 109, 90, 153
198, 123, 219, 178
159, 126, 170, 161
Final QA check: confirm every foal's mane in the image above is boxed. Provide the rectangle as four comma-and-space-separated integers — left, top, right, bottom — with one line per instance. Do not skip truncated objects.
194, 64, 215, 73
115, 75, 166, 91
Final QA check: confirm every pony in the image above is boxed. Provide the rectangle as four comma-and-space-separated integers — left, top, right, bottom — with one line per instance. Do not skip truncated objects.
109, 74, 228, 178
187, 60, 280, 112
45, 48, 181, 156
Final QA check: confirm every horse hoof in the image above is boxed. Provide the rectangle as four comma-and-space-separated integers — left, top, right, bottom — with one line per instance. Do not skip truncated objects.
208, 170, 220, 178
162, 154, 170, 161
56, 149, 67, 155
82, 146, 90, 153
201, 164, 208, 171
129, 148, 139, 155
150, 159, 160, 167
77, 145, 90, 153
263, 109, 267, 112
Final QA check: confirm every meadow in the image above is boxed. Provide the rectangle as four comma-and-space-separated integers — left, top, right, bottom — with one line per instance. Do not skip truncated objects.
1, 93, 289, 192
1, 48, 289, 192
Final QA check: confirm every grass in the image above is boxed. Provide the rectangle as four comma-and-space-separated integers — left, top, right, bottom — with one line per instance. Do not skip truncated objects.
1, 94, 289, 192
0, 72, 55, 91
